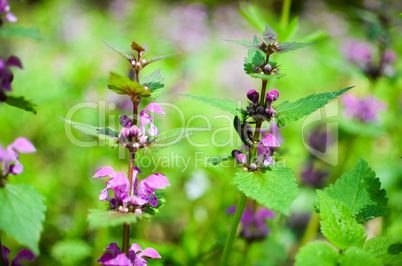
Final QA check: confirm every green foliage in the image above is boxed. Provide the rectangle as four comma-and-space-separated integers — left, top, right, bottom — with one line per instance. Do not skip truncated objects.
320, 159, 389, 223
339, 247, 380, 266
145, 51, 181, 65
87, 209, 139, 229
139, 69, 164, 99
102, 40, 131, 61
317, 191, 367, 249
339, 120, 384, 137
231, 166, 298, 215
244, 47, 266, 75
107, 72, 151, 98
4, 95, 37, 114
174, 93, 247, 119
0, 184, 46, 254
277, 41, 317, 53
131, 40, 147, 54
0, 27, 41, 40
59, 118, 119, 148
294, 241, 339, 266
51, 239, 92, 265
239, 2, 266, 33
365, 237, 402, 265
223, 39, 260, 50
250, 73, 286, 80
145, 127, 211, 154
275, 86, 353, 127
281, 17, 299, 42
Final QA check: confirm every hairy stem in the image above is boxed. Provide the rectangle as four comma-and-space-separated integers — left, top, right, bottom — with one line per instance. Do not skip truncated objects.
221, 193, 247, 266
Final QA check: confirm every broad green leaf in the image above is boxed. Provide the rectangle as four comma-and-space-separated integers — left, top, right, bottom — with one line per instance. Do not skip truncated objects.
275, 86, 353, 127
277, 41, 317, 53
87, 209, 139, 229
339, 120, 383, 137
107, 72, 151, 98
145, 127, 211, 154
322, 159, 389, 223
145, 50, 181, 65
4, 95, 37, 114
224, 39, 260, 50
295, 241, 339, 266
317, 191, 366, 249
59, 118, 119, 148
231, 166, 298, 215
365, 237, 402, 265
139, 69, 164, 99
174, 93, 247, 119
0, 27, 41, 40
339, 247, 380, 266
244, 47, 266, 75
0, 184, 46, 254
52, 239, 92, 265
249, 73, 286, 80
102, 40, 131, 61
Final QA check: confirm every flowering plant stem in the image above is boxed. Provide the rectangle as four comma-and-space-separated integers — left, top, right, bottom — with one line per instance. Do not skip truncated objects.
221, 192, 247, 266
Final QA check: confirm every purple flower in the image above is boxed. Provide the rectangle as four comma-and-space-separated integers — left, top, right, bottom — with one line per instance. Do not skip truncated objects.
257, 133, 279, 167
307, 126, 332, 153
247, 89, 259, 105
98, 242, 161, 266
0, 55, 23, 101
0, 0, 18, 26
300, 160, 328, 188
342, 93, 387, 123
139, 103, 165, 137
93, 166, 169, 212
0, 137, 35, 177
2, 245, 35, 266
227, 206, 275, 241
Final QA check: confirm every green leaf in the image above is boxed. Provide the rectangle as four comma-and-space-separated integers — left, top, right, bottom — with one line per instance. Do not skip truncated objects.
107, 72, 151, 98
317, 191, 366, 249
231, 166, 298, 215
339, 247, 381, 266
295, 241, 339, 266
249, 73, 286, 80
139, 69, 164, 99
322, 159, 389, 223
102, 40, 131, 61
4, 95, 37, 114
277, 41, 317, 53
87, 209, 139, 229
0, 184, 46, 254
281, 17, 299, 42
52, 239, 92, 265
174, 93, 247, 119
275, 86, 353, 127
224, 39, 260, 50
244, 47, 266, 75
145, 50, 181, 65
131, 41, 146, 53
339, 120, 384, 137
239, 2, 266, 33
0, 27, 41, 40
365, 237, 402, 265
59, 118, 119, 148
145, 127, 211, 154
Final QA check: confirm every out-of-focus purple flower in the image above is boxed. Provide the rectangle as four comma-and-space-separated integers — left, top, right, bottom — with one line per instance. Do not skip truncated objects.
0, 137, 35, 178
93, 166, 169, 212
342, 93, 387, 123
2, 245, 35, 266
300, 160, 328, 188
0, 0, 18, 26
227, 206, 275, 241
307, 126, 332, 153
0, 55, 23, 102
98, 242, 161, 266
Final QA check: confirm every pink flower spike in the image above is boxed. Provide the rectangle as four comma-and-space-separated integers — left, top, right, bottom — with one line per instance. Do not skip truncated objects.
144, 173, 170, 189
260, 133, 280, 147
93, 167, 116, 178
10, 137, 35, 153
141, 247, 161, 259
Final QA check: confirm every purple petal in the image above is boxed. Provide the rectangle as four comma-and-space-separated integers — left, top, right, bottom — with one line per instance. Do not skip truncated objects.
99, 188, 110, 201
240, 208, 254, 224
226, 205, 236, 215
109, 172, 130, 201
236, 154, 247, 164
260, 133, 280, 147
129, 243, 142, 254
103, 253, 131, 265
2, 245, 10, 266
134, 256, 148, 266
105, 242, 121, 257
9, 160, 23, 175
247, 89, 259, 104
143, 173, 169, 189
6, 56, 23, 69
11, 249, 35, 266
256, 207, 275, 220
9, 137, 35, 153
93, 166, 116, 178
147, 124, 159, 136
5, 12, 17, 23
131, 166, 142, 194
142, 103, 165, 115
267, 89, 279, 101
149, 194, 158, 207
119, 115, 132, 128
97, 252, 115, 264
140, 248, 161, 259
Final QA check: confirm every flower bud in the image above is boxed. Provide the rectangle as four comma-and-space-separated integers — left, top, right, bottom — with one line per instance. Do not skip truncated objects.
247, 89, 259, 105
271, 67, 279, 74
266, 107, 276, 117
231, 149, 241, 159
254, 67, 262, 73
120, 127, 130, 139
236, 154, 247, 164
134, 208, 143, 215
138, 135, 149, 145
129, 125, 139, 137
263, 64, 272, 73
256, 106, 265, 116
268, 89, 279, 101
250, 163, 257, 170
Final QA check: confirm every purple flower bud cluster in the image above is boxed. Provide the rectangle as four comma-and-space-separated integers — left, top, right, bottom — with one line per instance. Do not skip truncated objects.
245, 89, 279, 121
93, 166, 169, 214
0, 137, 35, 180
0, 0, 18, 26
0, 56, 23, 102
342, 93, 386, 123
232, 133, 280, 171
226, 205, 275, 241
118, 103, 165, 151
98, 242, 161, 266
253, 63, 279, 76
2, 245, 35, 266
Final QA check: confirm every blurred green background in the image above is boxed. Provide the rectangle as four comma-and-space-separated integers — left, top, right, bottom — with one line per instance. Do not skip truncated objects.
1, 0, 401, 265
